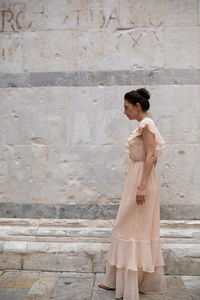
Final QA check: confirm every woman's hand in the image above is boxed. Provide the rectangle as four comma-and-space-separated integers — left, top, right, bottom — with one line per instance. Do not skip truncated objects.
136, 185, 146, 205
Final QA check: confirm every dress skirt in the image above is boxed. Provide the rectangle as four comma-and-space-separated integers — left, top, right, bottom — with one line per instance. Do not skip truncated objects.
101, 159, 168, 300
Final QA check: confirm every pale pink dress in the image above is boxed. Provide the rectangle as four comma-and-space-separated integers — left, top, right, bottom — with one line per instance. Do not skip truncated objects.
101, 117, 168, 299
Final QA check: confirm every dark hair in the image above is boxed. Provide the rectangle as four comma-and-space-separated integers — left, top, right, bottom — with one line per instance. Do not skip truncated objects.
124, 88, 150, 111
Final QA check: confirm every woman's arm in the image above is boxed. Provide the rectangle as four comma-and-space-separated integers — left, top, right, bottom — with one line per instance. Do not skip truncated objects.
139, 125, 157, 187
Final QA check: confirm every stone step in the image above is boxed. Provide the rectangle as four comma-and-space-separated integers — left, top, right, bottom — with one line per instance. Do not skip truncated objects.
0, 218, 199, 276
0, 219, 199, 243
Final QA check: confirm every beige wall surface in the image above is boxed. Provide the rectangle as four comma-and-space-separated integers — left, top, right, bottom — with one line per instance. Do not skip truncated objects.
0, 0, 199, 219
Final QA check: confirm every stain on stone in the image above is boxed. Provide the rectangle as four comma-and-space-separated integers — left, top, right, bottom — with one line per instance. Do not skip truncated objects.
64, 281, 72, 285
30, 137, 45, 144
179, 150, 185, 155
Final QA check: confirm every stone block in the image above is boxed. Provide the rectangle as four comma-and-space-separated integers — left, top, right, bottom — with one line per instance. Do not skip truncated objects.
165, 27, 200, 68
163, 244, 200, 275
131, 0, 198, 28
23, 252, 93, 272
0, 144, 127, 204
22, 31, 78, 72
2, 87, 68, 145
159, 145, 200, 205
77, 28, 165, 71
0, 33, 22, 73
0, 253, 22, 269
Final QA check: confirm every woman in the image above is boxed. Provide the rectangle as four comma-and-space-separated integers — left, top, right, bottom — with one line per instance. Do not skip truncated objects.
98, 88, 168, 299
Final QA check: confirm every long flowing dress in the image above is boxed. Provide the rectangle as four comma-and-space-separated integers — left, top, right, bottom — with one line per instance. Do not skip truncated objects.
101, 117, 168, 300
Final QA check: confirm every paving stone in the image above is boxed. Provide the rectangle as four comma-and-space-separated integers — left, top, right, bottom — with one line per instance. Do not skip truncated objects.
181, 276, 200, 300
0, 270, 41, 288
60, 272, 95, 278
139, 293, 164, 300
92, 289, 116, 300
50, 275, 94, 300
0, 288, 29, 300
92, 273, 116, 299
163, 276, 193, 300
24, 295, 50, 300
28, 272, 60, 295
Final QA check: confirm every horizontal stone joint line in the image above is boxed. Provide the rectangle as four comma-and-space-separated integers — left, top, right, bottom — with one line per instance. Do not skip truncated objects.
0, 69, 200, 88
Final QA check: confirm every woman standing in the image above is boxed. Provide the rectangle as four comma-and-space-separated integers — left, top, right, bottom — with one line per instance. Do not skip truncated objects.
98, 88, 168, 299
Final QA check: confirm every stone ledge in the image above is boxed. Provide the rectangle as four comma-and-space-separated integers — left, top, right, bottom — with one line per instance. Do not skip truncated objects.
0, 219, 199, 275
0, 219, 199, 243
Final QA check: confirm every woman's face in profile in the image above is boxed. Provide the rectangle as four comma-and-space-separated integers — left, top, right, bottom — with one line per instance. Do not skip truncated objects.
124, 99, 138, 120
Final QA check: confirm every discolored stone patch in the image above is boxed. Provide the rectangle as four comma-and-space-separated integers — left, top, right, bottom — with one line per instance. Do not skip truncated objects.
50, 272, 94, 300
0, 270, 41, 289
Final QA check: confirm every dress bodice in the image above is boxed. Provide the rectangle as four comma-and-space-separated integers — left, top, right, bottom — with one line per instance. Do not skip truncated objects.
125, 136, 146, 161
125, 118, 166, 162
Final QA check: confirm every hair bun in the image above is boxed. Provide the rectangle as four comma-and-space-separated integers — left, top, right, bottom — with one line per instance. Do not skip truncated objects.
136, 88, 150, 100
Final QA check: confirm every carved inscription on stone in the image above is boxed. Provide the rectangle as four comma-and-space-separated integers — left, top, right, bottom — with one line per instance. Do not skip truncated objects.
0, 9, 32, 31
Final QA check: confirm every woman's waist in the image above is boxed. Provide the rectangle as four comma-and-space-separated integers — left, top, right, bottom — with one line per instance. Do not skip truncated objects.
130, 158, 157, 169
131, 158, 145, 162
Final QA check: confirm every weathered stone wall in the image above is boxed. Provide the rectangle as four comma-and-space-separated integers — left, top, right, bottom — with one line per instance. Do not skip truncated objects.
0, 0, 199, 219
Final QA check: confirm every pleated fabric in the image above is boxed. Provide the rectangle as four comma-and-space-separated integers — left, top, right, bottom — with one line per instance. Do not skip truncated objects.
101, 117, 168, 299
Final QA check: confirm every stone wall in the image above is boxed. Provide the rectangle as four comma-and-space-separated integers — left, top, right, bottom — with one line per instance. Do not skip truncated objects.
0, 0, 200, 219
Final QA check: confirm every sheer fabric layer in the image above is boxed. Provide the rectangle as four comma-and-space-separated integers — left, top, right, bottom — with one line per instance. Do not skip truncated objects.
106, 237, 165, 273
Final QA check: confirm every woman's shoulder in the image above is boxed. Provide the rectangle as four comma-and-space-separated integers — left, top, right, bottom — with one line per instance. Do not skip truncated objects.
138, 117, 166, 157
138, 117, 156, 128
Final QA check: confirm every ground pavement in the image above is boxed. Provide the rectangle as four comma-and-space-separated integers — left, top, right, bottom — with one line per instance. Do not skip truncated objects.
0, 270, 199, 300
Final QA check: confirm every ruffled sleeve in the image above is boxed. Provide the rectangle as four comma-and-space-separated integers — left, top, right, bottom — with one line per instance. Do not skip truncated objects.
138, 118, 166, 157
